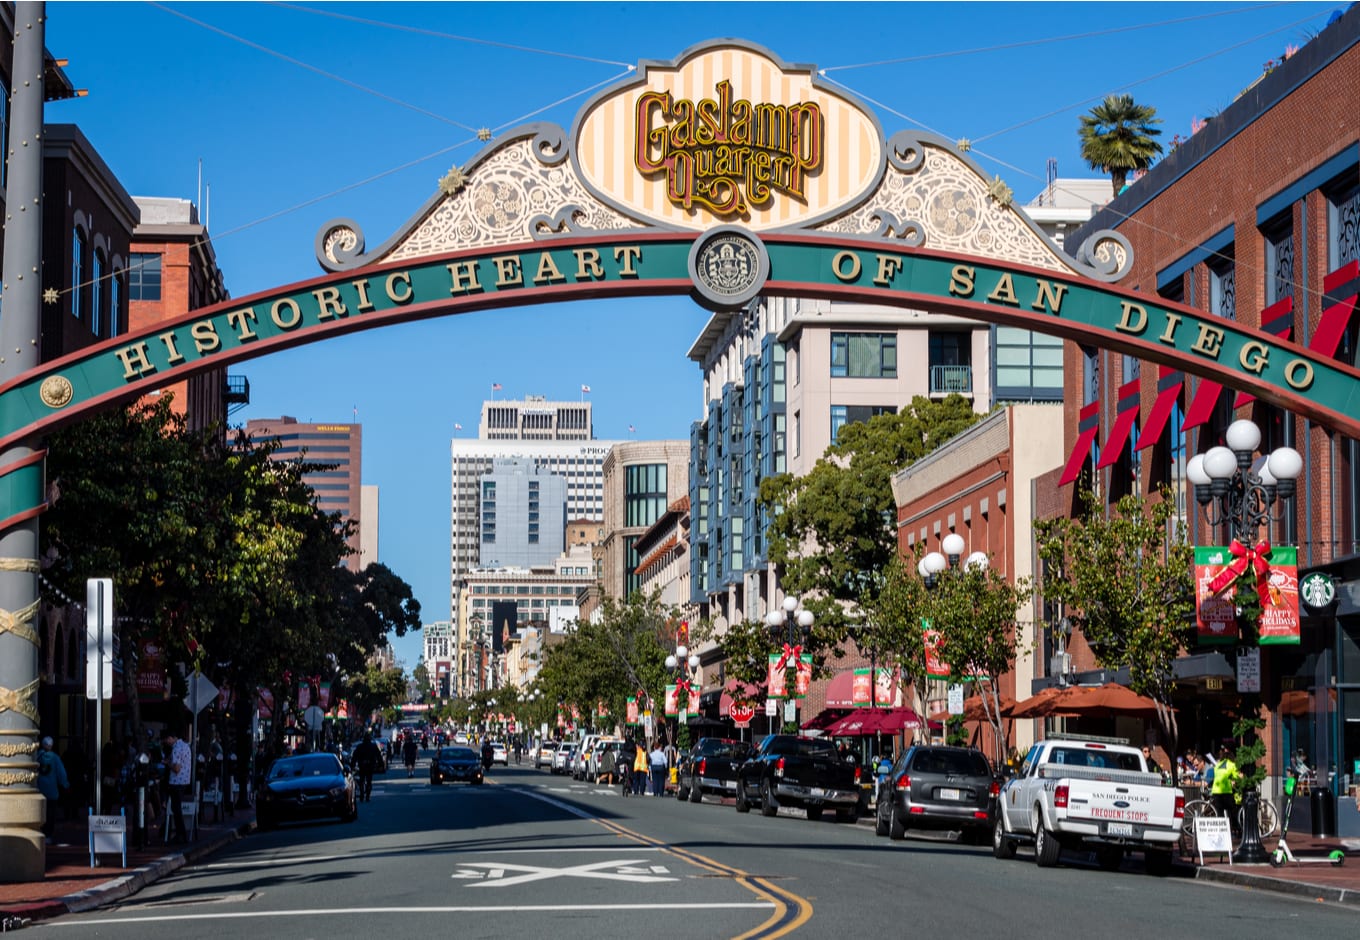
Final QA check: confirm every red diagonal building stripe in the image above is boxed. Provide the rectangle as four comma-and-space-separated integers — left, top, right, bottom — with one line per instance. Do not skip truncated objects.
1135, 366, 1183, 451
1097, 379, 1142, 469
1311, 260, 1358, 359
1060, 401, 1101, 486
1235, 296, 1293, 408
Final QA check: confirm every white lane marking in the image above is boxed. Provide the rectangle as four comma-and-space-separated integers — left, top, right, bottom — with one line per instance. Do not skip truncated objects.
452, 859, 675, 887
188, 855, 345, 870
466, 847, 662, 853
55, 903, 775, 926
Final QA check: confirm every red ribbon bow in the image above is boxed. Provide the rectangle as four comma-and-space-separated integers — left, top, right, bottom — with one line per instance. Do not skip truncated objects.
1207, 538, 1272, 597
774, 643, 803, 672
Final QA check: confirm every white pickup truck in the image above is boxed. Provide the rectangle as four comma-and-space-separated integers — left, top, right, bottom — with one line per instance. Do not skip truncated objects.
992, 735, 1183, 874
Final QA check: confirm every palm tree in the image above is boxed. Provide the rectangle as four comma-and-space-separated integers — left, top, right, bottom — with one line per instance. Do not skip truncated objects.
1079, 94, 1164, 197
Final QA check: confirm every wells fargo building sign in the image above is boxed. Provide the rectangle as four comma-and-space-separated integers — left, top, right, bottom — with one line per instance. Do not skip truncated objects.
2, 38, 1359, 515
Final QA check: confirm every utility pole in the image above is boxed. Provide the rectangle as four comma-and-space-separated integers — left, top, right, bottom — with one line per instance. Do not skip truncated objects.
0, 2, 50, 882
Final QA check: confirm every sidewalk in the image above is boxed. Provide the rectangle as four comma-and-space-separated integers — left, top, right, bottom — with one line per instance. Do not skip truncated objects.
1190, 832, 1360, 904
0, 803, 254, 926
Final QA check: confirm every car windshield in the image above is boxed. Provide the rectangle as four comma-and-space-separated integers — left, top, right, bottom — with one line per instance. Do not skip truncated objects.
698, 739, 750, 758
268, 755, 341, 780
439, 748, 476, 761
909, 749, 991, 776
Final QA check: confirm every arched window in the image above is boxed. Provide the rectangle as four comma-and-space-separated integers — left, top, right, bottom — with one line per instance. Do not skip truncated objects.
109, 268, 121, 335
71, 227, 86, 320
92, 248, 105, 336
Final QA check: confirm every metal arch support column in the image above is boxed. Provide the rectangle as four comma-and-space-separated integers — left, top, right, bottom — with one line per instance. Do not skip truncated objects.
0, 2, 49, 882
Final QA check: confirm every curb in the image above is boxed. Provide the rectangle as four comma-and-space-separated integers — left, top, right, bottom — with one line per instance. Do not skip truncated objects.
0, 820, 254, 924
1195, 864, 1360, 906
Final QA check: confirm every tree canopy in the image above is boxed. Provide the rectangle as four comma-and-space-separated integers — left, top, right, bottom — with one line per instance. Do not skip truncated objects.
1078, 93, 1164, 196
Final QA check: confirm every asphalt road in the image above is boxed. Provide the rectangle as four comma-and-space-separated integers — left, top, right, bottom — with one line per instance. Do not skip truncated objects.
36, 756, 1359, 938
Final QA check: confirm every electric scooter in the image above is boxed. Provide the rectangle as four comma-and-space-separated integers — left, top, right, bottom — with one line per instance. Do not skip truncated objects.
1270, 771, 1346, 868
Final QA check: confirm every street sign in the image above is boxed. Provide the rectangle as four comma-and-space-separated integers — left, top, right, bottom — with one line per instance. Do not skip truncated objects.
1236, 646, 1261, 694
764, 699, 778, 717
304, 705, 325, 731
184, 673, 220, 715
947, 684, 965, 715
88, 811, 127, 869
85, 578, 113, 701
730, 701, 756, 727
1194, 816, 1233, 865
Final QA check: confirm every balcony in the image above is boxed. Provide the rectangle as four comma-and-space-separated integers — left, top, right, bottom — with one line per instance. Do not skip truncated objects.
929, 364, 973, 397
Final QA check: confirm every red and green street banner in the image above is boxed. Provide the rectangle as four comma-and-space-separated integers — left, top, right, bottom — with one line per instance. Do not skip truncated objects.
852, 668, 873, 705
626, 696, 639, 725
1196, 544, 1300, 644
597, 700, 609, 718
1259, 546, 1300, 645
664, 684, 679, 717
767, 652, 813, 699
924, 626, 953, 680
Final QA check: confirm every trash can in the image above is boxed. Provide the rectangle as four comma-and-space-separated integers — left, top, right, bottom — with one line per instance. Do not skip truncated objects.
1310, 787, 1335, 838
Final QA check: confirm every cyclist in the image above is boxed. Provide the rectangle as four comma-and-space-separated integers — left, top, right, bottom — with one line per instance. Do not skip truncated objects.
402, 734, 419, 779
352, 732, 383, 802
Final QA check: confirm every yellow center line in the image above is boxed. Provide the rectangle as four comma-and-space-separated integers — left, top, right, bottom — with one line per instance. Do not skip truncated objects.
590, 817, 813, 939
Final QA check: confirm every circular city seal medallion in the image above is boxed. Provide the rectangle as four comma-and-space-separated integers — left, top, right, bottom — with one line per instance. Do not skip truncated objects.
688, 226, 769, 309
1299, 572, 1336, 611
38, 375, 74, 409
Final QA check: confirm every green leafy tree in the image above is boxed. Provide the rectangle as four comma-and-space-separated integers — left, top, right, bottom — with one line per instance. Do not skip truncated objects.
344, 664, 408, 728
760, 395, 983, 652
412, 662, 432, 703
1035, 488, 1193, 762
1079, 93, 1164, 196
873, 552, 1030, 757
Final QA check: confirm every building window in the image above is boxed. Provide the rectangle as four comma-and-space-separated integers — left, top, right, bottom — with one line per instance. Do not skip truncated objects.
625, 463, 667, 528
109, 269, 121, 335
1082, 346, 1099, 407
128, 252, 162, 301
72, 228, 86, 319
830, 404, 896, 441
994, 327, 1062, 401
91, 250, 105, 336
1328, 174, 1360, 271
1264, 215, 1295, 305
1208, 253, 1235, 321
830, 332, 897, 378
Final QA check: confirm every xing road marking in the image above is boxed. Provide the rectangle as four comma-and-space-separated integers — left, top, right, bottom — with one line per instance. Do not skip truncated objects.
451, 859, 675, 886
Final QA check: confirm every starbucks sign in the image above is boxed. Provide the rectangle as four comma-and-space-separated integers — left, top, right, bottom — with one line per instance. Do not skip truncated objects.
1299, 572, 1337, 612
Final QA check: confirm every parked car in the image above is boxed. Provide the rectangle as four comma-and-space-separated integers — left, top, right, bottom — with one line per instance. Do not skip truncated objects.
535, 741, 558, 770
553, 742, 577, 774
489, 741, 509, 766
735, 734, 861, 821
430, 746, 485, 785
256, 753, 357, 829
874, 745, 996, 843
678, 738, 753, 802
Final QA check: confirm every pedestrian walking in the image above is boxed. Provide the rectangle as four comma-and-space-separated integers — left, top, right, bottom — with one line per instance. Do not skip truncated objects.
36, 736, 69, 841
162, 728, 192, 844
632, 737, 649, 796
649, 740, 667, 796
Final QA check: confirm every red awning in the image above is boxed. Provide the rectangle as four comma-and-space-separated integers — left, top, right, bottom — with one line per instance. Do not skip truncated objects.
1096, 379, 1140, 469
825, 708, 923, 736
1235, 297, 1293, 408
866, 707, 924, 734
1059, 401, 1101, 486
1181, 378, 1222, 432
824, 670, 858, 708
800, 708, 850, 731
1313, 260, 1359, 356
824, 712, 877, 736
1134, 366, 1183, 451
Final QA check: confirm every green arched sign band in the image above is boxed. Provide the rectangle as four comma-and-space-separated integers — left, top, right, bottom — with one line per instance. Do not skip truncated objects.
1, 230, 1356, 533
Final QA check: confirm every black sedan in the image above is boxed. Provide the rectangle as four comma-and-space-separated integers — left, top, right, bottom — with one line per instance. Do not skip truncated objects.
256, 753, 358, 829
431, 746, 484, 785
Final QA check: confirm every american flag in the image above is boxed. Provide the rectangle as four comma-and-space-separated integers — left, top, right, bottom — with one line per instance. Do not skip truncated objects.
454, 423, 463, 431
492, 383, 502, 391
628, 425, 635, 433
581, 384, 591, 393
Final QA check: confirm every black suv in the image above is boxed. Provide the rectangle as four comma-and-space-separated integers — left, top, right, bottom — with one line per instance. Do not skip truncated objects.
874, 745, 996, 843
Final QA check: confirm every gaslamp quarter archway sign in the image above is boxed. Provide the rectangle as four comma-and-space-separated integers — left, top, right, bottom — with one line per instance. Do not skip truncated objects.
3, 38, 1359, 528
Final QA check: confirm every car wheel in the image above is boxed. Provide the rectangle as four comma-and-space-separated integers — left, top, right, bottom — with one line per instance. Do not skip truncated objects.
1034, 821, 1061, 867
344, 803, 358, 823
992, 815, 1016, 859
875, 802, 890, 837
473, 776, 484, 786
1095, 845, 1123, 871
689, 783, 702, 804
806, 806, 823, 822
431, 775, 442, 785
735, 782, 750, 813
759, 779, 778, 817
1144, 850, 1172, 877
676, 783, 689, 801
889, 805, 906, 841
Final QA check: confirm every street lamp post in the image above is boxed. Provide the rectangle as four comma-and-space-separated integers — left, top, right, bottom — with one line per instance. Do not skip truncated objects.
765, 596, 815, 730
919, 533, 989, 744
1186, 418, 1302, 865
665, 635, 702, 748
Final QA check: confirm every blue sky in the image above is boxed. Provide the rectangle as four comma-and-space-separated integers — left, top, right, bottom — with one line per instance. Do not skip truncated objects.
45, 2, 1342, 673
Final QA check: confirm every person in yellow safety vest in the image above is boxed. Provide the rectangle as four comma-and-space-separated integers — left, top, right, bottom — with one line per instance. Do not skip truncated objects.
1210, 744, 1240, 833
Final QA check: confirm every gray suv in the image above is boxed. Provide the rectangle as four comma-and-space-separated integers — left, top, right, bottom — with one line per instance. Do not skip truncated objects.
874, 745, 996, 843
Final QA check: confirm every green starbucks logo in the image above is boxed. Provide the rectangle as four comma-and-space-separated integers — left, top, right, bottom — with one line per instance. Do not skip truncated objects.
1299, 572, 1336, 611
